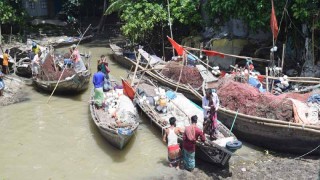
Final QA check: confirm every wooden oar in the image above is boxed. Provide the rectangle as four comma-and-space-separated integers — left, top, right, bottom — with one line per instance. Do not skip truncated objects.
47, 24, 92, 104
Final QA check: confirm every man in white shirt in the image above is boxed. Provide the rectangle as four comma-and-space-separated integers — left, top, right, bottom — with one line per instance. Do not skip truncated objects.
32, 51, 42, 78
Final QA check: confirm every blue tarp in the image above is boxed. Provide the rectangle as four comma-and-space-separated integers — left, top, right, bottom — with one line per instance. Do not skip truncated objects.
307, 94, 320, 104
166, 90, 177, 100
248, 77, 266, 93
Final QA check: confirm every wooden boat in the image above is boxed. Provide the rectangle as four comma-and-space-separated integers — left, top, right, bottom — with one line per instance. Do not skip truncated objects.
128, 78, 241, 166
31, 35, 94, 49
109, 43, 158, 69
131, 49, 320, 155
51, 35, 94, 48
126, 49, 208, 102
218, 107, 320, 155
89, 79, 139, 149
33, 52, 91, 93
15, 57, 32, 78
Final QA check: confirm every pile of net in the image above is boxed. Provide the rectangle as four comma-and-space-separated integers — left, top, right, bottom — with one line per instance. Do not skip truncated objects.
217, 77, 310, 122
161, 61, 203, 88
39, 54, 75, 81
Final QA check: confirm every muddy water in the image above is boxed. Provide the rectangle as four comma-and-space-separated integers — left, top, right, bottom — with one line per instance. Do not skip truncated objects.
0, 39, 261, 179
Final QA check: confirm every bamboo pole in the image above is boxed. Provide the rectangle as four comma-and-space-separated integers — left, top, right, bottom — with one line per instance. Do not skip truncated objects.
281, 44, 286, 72
183, 46, 271, 62
266, 67, 269, 92
47, 24, 92, 104
131, 52, 141, 86
175, 53, 185, 92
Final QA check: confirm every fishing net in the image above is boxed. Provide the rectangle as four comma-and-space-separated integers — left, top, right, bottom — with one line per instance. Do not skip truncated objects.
217, 76, 311, 122
39, 54, 76, 81
161, 61, 203, 88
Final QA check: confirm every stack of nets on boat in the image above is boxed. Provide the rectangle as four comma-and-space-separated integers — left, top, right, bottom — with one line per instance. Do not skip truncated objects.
39, 54, 76, 81
161, 61, 203, 88
99, 90, 137, 128
217, 76, 311, 122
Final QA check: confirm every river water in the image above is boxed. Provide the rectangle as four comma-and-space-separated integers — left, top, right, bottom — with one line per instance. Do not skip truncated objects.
0, 39, 261, 179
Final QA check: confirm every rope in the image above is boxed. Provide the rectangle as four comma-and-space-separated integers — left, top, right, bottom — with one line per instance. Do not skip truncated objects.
229, 109, 239, 134
294, 144, 320, 160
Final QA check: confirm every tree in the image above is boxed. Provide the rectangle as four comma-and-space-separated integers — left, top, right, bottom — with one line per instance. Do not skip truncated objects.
105, 0, 202, 42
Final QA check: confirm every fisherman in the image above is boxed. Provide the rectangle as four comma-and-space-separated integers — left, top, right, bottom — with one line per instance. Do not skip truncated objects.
2, 49, 9, 74
163, 117, 184, 169
202, 89, 219, 118
32, 51, 42, 78
70, 44, 84, 72
182, 115, 205, 171
92, 65, 105, 108
63, 53, 73, 68
0, 65, 5, 96
208, 102, 218, 139
97, 55, 110, 80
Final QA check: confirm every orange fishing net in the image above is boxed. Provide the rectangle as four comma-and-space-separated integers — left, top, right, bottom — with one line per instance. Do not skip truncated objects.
161, 61, 203, 88
217, 77, 310, 122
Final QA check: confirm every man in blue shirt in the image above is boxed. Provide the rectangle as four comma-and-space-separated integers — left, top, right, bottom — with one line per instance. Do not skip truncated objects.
93, 66, 105, 88
93, 66, 105, 107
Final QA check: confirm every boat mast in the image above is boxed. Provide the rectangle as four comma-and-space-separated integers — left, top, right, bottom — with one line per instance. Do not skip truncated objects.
167, 0, 175, 56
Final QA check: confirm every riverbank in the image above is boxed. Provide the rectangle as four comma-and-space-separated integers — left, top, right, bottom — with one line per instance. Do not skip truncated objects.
158, 151, 319, 179
0, 75, 29, 106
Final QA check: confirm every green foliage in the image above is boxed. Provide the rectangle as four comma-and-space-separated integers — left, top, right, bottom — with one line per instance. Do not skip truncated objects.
107, 0, 202, 41
206, 0, 286, 29
0, 0, 28, 26
292, 0, 319, 28
120, 1, 167, 41
206, 0, 319, 31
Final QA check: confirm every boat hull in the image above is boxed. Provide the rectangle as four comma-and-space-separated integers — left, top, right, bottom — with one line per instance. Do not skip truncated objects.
33, 72, 91, 93
96, 126, 134, 149
135, 101, 233, 166
218, 108, 320, 155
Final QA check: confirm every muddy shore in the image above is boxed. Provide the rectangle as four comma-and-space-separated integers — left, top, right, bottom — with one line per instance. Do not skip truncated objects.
157, 151, 319, 180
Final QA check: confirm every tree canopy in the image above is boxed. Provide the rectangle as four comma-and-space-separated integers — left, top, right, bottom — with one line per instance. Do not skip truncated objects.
0, 0, 27, 25
106, 0, 202, 42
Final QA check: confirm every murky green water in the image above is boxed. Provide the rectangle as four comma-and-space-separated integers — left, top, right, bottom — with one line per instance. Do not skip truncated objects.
0, 39, 262, 179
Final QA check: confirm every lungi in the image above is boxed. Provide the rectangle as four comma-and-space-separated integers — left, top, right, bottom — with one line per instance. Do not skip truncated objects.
94, 87, 105, 107
183, 149, 195, 171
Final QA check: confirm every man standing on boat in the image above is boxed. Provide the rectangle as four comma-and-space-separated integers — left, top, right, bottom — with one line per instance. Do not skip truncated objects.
32, 51, 42, 78
92, 65, 105, 108
163, 117, 184, 169
70, 44, 86, 72
182, 115, 205, 171
202, 89, 219, 118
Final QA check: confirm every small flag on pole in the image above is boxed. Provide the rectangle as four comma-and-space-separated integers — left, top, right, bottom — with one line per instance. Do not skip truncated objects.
270, 0, 279, 40
167, 36, 184, 56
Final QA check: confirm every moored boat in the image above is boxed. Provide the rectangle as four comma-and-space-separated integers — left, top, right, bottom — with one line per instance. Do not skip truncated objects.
127, 78, 241, 166
109, 43, 163, 69
32, 51, 91, 93
89, 79, 139, 149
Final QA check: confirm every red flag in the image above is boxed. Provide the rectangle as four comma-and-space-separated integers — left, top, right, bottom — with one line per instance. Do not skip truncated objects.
167, 36, 184, 56
202, 49, 225, 58
122, 79, 135, 100
270, 0, 279, 40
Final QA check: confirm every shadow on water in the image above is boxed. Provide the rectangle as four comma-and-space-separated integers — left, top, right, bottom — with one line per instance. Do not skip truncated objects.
87, 108, 135, 163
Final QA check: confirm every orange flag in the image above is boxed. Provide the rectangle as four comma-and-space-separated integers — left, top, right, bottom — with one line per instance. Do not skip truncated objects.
202, 49, 225, 58
167, 36, 184, 56
270, 0, 279, 40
